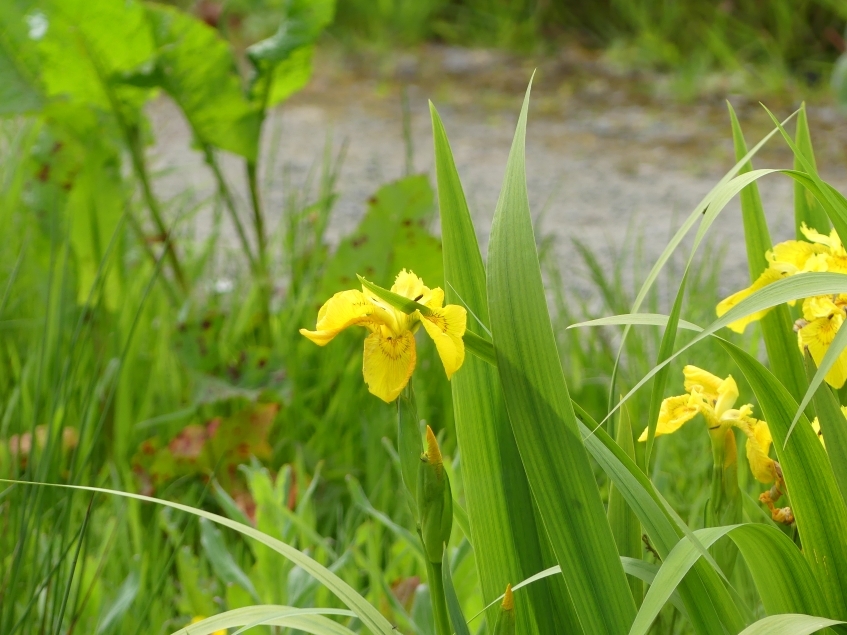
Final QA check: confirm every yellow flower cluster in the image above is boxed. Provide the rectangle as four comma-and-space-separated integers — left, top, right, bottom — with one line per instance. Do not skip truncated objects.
301, 270, 467, 402
643, 366, 794, 523
717, 224, 847, 387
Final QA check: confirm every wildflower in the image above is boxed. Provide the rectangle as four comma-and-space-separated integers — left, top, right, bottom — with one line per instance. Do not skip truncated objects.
300, 270, 466, 402
642, 365, 794, 524
717, 224, 847, 388
796, 295, 847, 388
189, 616, 225, 635
716, 223, 830, 334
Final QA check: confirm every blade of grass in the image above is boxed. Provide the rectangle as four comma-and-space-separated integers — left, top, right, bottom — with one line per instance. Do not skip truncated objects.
728, 102, 806, 403
793, 103, 830, 236
805, 353, 847, 508
0, 480, 397, 635
719, 340, 847, 618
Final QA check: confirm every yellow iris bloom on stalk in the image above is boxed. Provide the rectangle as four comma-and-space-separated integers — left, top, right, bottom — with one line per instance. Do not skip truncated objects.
642, 365, 794, 524
300, 270, 467, 402
717, 224, 847, 388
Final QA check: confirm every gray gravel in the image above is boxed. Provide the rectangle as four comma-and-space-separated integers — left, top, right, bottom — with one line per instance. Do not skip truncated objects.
145, 46, 847, 299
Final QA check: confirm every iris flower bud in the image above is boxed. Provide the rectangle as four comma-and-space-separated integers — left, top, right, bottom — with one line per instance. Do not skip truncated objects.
417, 425, 453, 563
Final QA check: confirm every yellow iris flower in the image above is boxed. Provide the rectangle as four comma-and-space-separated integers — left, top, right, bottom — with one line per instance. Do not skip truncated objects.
716, 223, 831, 334
717, 224, 847, 388
300, 270, 467, 402
642, 365, 794, 523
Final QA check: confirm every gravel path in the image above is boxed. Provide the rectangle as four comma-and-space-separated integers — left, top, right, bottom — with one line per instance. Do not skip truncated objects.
146, 45, 847, 297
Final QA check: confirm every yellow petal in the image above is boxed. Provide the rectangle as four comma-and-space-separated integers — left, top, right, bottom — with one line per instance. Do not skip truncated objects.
363, 330, 417, 402
798, 310, 847, 388
300, 290, 378, 346
800, 223, 840, 249
811, 417, 826, 450
638, 394, 699, 441
801, 295, 840, 321
423, 287, 445, 310
420, 304, 467, 379
743, 419, 777, 484
767, 239, 825, 273
391, 269, 428, 301
716, 268, 786, 333
715, 375, 739, 417
683, 365, 723, 399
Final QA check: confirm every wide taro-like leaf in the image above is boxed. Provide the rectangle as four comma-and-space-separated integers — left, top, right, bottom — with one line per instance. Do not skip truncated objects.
318, 175, 441, 299
144, 4, 261, 160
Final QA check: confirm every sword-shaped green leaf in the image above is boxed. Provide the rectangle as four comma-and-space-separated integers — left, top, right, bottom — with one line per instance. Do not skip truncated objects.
486, 77, 636, 634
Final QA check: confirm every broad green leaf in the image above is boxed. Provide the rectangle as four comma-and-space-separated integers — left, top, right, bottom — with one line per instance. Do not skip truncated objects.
319, 176, 438, 298
573, 405, 744, 634
608, 405, 643, 603
737, 614, 844, 635
0, 480, 398, 635
569, 314, 702, 331
486, 78, 635, 634
720, 341, 847, 618
728, 522, 828, 617
346, 474, 424, 560
806, 353, 847, 508
631, 523, 829, 635
171, 606, 356, 635
644, 268, 688, 468
144, 5, 261, 160
442, 549, 472, 635
0, 39, 41, 115
728, 102, 806, 402
96, 571, 140, 634
620, 558, 686, 617
199, 518, 260, 602
38, 0, 154, 109
432, 102, 572, 634
793, 104, 830, 237
246, 0, 334, 108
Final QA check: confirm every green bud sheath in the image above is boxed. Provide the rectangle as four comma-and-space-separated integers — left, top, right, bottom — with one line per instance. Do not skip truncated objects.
493, 584, 516, 635
418, 426, 453, 563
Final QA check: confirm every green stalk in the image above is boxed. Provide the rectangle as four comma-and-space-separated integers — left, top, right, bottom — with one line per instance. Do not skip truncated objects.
79, 32, 188, 295
202, 145, 259, 275
124, 127, 188, 293
247, 160, 267, 270
425, 559, 452, 635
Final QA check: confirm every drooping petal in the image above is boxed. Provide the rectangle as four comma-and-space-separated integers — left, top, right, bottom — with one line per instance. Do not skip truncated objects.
716, 268, 787, 333
363, 330, 417, 402
638, 394, 700, 441
300, 290, 379, 346
743, 419, 777, 484
798, 307, 847, 388
420, 304, 467, 379
683, 365, 724, 399
800, 223, 840, 249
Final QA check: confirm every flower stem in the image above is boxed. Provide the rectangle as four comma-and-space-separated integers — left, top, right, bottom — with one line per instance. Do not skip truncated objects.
425, 558, 452, 635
